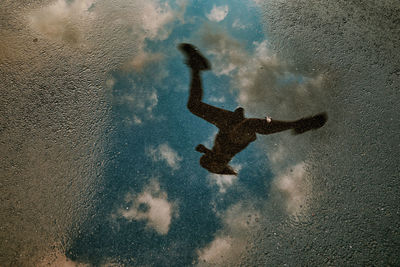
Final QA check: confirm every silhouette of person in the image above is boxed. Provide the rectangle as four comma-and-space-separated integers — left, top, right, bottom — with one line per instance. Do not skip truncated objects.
179, 43, 327, 175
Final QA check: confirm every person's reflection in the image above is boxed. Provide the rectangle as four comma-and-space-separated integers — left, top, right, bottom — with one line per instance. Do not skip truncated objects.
179, 43, 327, 175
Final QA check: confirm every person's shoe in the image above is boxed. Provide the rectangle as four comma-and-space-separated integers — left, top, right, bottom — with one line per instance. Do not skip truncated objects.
293, 112, 328, 135
178, 43, 211, 71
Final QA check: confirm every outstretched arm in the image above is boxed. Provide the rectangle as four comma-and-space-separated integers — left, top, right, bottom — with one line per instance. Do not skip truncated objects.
242, 112, 327, 135
243, 118, 298, 135
195, 144, 211, 154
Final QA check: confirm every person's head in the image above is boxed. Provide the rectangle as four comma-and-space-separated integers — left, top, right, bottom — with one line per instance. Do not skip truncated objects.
233, 107, 245, 120
199, 153, 237, 175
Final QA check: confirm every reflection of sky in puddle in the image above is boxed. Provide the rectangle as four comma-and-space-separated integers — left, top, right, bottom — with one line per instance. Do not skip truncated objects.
67, 1, 274, 265
4, 0, 398, 265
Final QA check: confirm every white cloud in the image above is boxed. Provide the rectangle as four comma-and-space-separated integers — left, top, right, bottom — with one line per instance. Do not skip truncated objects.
118, 85, 159, 125
148, 143, 183, 170
268, 143, 286, 165
232, 19, 247, 29
105, 77, 115, 89
206, 36, 325, 119
109, 0, 184, 73
207, 164, 241, 193
29, 0, 95, 44
38, 250, 89, 267
141, 1, 176, 41
27, 0, 185, 84
199, 29, 326, 117
197, 203, 260, 266
124, 51, 164, 72
208, 95, 226, 103
197, 237, 232, 264
132, 115, 143, 125
206, 5, 229, 22
29, 0, 181, 44
146, 91, 159, 113
199, 26, 247, 76
208, 174, 236, 193
274, 163, 311, 215
118, 180, 177, 235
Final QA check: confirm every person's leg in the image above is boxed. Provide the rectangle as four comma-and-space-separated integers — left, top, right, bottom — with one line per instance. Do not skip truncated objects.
180, 44, 237, 129
186, 70, 235, 129
187, 69, 203, 109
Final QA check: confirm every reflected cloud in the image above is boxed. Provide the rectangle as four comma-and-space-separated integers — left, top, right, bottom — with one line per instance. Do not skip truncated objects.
207, 164, 241, 193
232, 19, 247, 30
105, 77, 116, 89
38, 250, 90, 267
199, 26, 246, 76
28, 0, 184, 52
115, 84, 159, 125
123, 51, 165, 72
141, 1, 176, 40
147, 143, 183, 170
197, 237, 232, 264
117, 180, 178, 235
208, 95, 226, 103
274, 163, 311, 215
198, 28, 327, 118
197, 203, 260, 266
206, 5, 229, 22
29, 0, 94, 44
